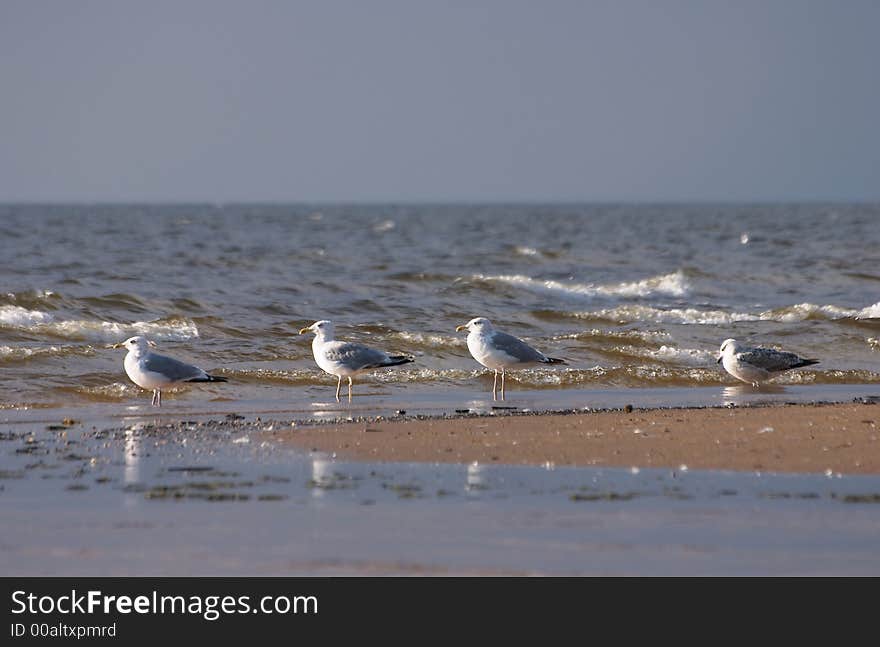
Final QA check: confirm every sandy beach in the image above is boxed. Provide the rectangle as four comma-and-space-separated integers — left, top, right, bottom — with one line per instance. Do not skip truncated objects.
268, 401, 880, 474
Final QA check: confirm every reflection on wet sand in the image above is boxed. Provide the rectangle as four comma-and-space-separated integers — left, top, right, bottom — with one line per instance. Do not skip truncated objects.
466, 462, 486, 494
123, 425, 141, 507
722, 384, 787, 405
310, 456, 332, 498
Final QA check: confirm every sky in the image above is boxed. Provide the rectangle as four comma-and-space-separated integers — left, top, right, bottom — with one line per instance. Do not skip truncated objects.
1, 0, 879, 202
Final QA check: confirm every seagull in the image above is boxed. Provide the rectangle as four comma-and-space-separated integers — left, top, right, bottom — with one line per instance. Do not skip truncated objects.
455, 317, 566, 400
112, 336, 228, 406
299, 320, 414, 402
717, 338, 819, 387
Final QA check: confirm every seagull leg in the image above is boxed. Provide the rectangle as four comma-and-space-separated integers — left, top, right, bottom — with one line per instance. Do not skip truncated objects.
335, 376, 342, 402
151, 390, 157, 406
156, 390, 162, 407
348, 377, 353, 402
501, 368, 506, 401
492, 370, 498, 401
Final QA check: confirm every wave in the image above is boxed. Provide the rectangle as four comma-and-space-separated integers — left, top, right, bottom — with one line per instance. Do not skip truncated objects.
470, 270, 690, 301
0, 307, 199, 341
550, 328, 671, 346
637, 345, 717, 367
0, 344, 97, 364
0, 305, 53, 326
45, 318, 200, 342
59, 382, 137, 402
0, 290, 59, 309
391, 331, 466, 349
567, 302, 880, 325
858, 302, 880, 319
222, 364, 877, 389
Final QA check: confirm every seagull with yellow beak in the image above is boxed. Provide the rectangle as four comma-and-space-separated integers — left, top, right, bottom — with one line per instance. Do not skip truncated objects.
299, 320, 414, 402
456, 317, 566, 401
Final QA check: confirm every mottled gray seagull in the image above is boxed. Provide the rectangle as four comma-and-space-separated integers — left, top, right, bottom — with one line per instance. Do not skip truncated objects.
717, 338, 818, 387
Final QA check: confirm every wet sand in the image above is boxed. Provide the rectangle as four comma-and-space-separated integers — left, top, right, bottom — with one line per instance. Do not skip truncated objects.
271, 402, 880, 474
4, 398, 880, 575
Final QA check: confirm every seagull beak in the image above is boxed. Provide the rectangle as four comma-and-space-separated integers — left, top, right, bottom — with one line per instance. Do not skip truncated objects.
299, 327, 311, 335
110, 342, 123, 349
716, 355, 723, 364
455, 325, 467, 332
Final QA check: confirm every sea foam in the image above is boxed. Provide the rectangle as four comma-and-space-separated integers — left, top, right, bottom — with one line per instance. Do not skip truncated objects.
472, 270, 690, 301
0, 306, 199, 341
573, 302, 874, 325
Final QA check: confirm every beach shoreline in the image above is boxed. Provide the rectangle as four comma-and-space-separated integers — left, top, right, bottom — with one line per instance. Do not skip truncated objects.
259, 400, 880, 474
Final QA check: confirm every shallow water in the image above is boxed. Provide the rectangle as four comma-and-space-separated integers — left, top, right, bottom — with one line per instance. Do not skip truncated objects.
2, 414, 880, 576
1, 203, 879, 411
5, 204, 880, 576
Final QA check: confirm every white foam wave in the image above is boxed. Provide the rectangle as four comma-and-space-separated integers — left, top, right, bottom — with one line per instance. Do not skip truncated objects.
392, 332, 466, 348
0, 307, 199, 341
576, 302, 868, 325
857, 302, 880, 319
0, 306, 53, 327
473, 270, 689, 301
46, 319, 200, 342
373, 219, 396, 233
4, 290, 56, 301
76, 382, 136, 398
551, 328, 671, 342
0, 345, 94, 361
644, 345, 717, 366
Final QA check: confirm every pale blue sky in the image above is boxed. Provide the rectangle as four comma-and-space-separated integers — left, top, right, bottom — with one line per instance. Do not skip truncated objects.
1, 0, 878, 202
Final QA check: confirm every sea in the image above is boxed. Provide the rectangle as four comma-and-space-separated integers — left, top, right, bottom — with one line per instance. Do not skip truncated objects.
3, 203, 880, 576
1, 203, 879, 414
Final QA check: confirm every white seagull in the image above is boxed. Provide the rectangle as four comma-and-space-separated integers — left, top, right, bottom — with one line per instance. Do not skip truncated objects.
717, 338, 819, 387
299, 320, 414, 402
113, 336, 228, 406
455, 317, 566, 401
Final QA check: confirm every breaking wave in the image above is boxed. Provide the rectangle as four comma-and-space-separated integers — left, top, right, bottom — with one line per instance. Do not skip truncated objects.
391, 331, 466, 349
0, 306, 199, 342
0, 306, 53, 327
569, 302, 880, 325
471, 270, 690, 301
0, 344, 97, 364
858, 302, 880, 319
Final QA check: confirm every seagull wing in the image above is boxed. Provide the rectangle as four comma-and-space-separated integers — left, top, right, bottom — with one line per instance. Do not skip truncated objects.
143, 352, 208, 382
323, 342, 391, 370
490, 331, 548, 363
736, 348, 804, 373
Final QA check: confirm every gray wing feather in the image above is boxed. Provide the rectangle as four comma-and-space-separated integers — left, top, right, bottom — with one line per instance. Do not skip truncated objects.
491, 331, 547, 363
324, 342, 389, 370
143, 352, 206, 381
736, 348, 803, 372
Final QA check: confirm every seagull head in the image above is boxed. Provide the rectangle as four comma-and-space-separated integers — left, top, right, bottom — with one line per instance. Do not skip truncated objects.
718, 338, 738, 363
299, 320, 334, 338
112, 336, 156, 352
456, 317, 494, 333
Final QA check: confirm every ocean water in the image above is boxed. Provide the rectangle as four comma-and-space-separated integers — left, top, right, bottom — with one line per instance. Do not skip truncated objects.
1, 203, 879, 412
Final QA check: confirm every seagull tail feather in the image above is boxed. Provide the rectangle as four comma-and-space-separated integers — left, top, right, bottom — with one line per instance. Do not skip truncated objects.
543, 357, 568, 365
383, 355, 415, 367
187, 374, 229, 383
